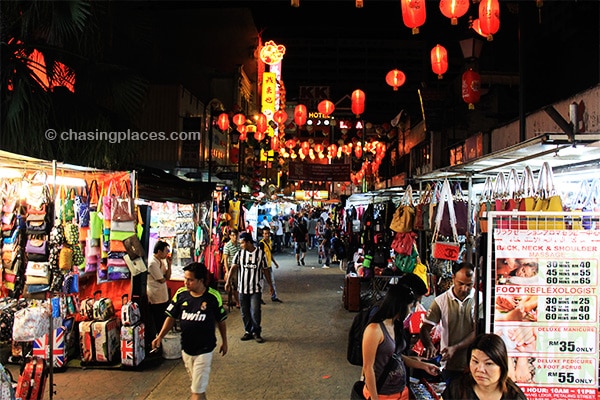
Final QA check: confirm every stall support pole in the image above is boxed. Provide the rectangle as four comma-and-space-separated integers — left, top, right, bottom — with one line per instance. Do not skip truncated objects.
466, 176, 474, 265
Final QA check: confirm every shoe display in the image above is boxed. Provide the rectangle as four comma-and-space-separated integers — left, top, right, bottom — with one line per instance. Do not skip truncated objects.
241, 333, 253, 341
272, 298, 283, 303
254, 334, 265, 343
322, 265, 330, 269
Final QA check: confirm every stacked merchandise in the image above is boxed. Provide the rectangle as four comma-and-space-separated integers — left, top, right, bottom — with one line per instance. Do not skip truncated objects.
78, 290, 120, 364
2, 180, 26, 297
119, 294, 144, 367
100, 180, 135, 283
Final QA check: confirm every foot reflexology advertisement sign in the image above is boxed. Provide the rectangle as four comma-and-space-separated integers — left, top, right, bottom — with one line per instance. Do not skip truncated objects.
491, 228, 600, 400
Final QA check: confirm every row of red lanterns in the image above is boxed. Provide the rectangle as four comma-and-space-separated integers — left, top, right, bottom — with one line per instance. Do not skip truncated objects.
400, 0, 500, 40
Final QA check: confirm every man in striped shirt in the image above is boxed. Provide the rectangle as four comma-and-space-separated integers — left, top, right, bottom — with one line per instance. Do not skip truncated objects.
226, 232, 272, 343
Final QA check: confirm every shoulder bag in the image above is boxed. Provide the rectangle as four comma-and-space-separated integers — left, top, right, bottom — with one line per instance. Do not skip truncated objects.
389, 185, 415, 233
431, 179, 460, 261
533, 162, 564, 230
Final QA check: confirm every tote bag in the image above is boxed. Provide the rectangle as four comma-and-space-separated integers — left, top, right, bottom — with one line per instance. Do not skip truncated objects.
431, 179, 460, 261
533, 162, 564, 230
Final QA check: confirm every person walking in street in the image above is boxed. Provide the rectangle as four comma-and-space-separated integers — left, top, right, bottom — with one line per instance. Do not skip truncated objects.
292, 219, 308, 266
147, 240, 172, 339
222, 228, 241, 308
419, 261, 482, 384
272, 216, 284, 253
307, 215, 318, 250
152, 262, 227, 400
283, 216, 291, 249
225, 232, 272, 343
259, 226, 283, 303
320, 220, 333, 268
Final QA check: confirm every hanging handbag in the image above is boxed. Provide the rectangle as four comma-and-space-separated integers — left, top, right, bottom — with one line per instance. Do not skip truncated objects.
394, 244, 418, 273
519, 165, 538, 230
390, 231, 416, 256
22, 171, 50, 209
439, 182, 468, 236
414, 183, 432, 231
122, 234, 145, 260
59, 246, 73, 271
478, 177, 493, 233
60, 187, 76, 222
389, 185, 415, 233
432, 179, 460, 261
533, 162, 564, 230
111, 180, 135, 222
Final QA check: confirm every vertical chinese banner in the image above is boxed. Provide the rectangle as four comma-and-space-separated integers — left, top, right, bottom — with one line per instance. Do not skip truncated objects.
261, 71, 276, 120
492, 229, 600, 400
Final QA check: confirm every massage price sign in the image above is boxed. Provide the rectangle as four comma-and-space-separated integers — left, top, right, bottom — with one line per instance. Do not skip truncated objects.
491, 229, 600, 400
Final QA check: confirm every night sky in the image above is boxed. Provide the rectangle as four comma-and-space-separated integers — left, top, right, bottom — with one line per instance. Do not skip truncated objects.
111, 1, 599, 126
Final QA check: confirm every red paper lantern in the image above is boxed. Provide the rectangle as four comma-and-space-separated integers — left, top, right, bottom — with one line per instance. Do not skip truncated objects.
400, 0, 427, 35
217, 113, 230, 131
439, 0, 469, 25
479, 0, 500, 41
273, 109, 288, 125
314, 143, 324, 154
233, 113, 246, 127
294, 104, 307, 126
430, 45, 448, 79
471, 18, 486, 38
317, 100, 335, 117
351, 89, 365, 117
385, 69, 406, 91
256, 113, 268, 134
462, 69, 481, 110
271, 135, 280, 151
354, 143, 363, 159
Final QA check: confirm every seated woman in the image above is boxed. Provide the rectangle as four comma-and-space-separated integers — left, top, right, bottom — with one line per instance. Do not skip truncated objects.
361, 284, 440, 400
441, 333, 527, 400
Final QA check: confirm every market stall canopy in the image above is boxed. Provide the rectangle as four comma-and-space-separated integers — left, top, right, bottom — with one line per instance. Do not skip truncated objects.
136, 167, 216, 204
414, 133, 600, 182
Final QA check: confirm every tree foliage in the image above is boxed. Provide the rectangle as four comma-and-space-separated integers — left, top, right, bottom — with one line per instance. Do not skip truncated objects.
1, 0, 148, 170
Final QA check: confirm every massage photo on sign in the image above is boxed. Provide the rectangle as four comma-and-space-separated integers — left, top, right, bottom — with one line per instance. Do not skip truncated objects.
496, 258, 540, 285
495, 294, 538, 322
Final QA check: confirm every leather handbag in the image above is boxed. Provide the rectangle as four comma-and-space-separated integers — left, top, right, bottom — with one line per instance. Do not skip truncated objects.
414, 183, 432, 231
520, 165, 538, 229
389, 185, 415, 233
111, 180, 134, 222
123, 234, 145, 260
390, 231, 416, 256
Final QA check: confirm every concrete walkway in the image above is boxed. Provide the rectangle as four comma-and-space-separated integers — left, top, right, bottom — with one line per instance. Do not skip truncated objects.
7, 248, 362, 400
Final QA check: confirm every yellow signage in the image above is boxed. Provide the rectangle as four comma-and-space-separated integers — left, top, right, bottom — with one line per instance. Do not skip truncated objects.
262, 72, 277, 119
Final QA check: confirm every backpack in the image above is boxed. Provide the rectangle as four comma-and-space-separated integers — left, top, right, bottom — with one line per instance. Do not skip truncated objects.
121, 294, 141, 326
347, 306, 376, 366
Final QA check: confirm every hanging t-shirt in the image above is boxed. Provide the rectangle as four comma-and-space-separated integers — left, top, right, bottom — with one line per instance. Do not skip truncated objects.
228, 199, 241, 229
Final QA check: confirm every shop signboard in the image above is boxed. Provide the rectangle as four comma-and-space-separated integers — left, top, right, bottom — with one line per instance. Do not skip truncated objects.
288, 162, 350, 182
490, 227, 600, 400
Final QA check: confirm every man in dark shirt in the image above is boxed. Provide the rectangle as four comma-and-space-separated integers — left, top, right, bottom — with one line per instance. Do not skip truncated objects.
152, 262, 227, 400
292, 220, 308, 266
